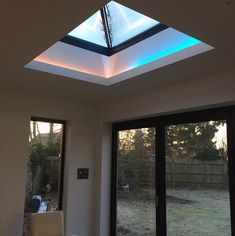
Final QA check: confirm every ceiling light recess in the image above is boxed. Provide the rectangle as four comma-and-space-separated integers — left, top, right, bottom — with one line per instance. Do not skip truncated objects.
25, 1, 214, 86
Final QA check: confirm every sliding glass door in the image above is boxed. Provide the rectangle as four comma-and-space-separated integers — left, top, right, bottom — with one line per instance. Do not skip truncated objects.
116, 128, 156, 235
112, 107, 235, 236
166, 121, 231, 236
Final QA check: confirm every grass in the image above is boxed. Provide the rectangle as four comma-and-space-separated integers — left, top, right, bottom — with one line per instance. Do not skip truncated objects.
117, 189, 231, 236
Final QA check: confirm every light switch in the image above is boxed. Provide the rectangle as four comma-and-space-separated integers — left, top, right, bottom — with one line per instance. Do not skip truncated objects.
77, 168, 89, 179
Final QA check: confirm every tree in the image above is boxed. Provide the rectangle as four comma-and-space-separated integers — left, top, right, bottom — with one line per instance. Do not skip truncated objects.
117, 122, 225, 192
28, 140, 46, 194
118, 128, 155, 191
28, 122, 62, 195
166, 121, 225, 161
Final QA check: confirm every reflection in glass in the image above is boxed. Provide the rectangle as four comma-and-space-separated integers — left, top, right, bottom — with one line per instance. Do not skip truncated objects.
68, 11, 106, 47
107, 1, 159, 47
68, 1, 159, 48
165, 121, 231, 236
117, 128, 156, 235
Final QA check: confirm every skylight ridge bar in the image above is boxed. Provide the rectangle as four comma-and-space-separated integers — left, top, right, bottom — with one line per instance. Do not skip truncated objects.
60, 23, 169, 56
100, 7, 112, 48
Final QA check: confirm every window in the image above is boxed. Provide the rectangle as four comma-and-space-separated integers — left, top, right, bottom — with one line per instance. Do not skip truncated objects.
166, 121, 231, 235
116, 128, 156, 235
68, 1, 160, 50
25, 1, 213, 85
111, 106, 235, 235
23, 118, 66, 236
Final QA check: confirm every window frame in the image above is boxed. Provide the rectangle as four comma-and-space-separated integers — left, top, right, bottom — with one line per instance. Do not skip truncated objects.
30, 117, 67, 210
111, 105, 235, 236
60, 23, 169, 56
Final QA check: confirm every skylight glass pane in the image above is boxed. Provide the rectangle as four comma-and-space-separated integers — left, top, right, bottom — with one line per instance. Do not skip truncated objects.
68, 11, 107, 47
107, 1, 160, 47
67, 1, 160, 49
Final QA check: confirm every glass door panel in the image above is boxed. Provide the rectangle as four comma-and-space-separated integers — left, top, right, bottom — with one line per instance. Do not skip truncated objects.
165, 121, 231, 236
117, 128, 156, 235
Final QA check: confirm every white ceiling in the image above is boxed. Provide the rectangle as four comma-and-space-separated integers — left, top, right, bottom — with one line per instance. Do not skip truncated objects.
1, 0, 235, 101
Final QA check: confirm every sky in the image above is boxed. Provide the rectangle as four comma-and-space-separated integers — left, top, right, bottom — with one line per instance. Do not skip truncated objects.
30, 121, 62, 135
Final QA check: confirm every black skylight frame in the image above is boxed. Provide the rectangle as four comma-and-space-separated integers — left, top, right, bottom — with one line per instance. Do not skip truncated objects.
60, 6, 169, 56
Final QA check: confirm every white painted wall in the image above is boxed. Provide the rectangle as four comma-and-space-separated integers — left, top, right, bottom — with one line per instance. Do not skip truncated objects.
100, 67, 235, 122
0, 67, 235, 236
0, 88, 100, 236
97, 67, 235, 235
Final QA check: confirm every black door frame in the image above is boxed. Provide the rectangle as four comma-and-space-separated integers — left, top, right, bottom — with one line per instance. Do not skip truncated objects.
111, 105, 235, 236
31, 117, 66, 210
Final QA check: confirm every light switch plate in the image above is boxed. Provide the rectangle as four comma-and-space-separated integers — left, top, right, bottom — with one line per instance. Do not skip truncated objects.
77, 168, 89, 179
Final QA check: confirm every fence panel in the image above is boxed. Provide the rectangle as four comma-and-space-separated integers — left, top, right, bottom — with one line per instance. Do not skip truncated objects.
119, 158, 228, 189
166, 158, 228, 188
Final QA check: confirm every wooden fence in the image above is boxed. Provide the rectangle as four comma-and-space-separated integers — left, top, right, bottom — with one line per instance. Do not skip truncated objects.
118, 158, 229, 189
166, 158, 228, 188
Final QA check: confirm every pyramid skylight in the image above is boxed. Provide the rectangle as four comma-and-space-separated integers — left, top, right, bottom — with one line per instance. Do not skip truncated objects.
25, 1, 214, 85
67, 1, 160, 48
